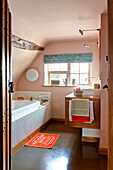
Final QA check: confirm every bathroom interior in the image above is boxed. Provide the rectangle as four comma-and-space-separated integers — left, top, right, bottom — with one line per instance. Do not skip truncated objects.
7, 0, 108, 169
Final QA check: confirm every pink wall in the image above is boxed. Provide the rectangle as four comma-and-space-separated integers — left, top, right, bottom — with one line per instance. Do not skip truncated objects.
100, 13, 108, 149
12, 47, 40, 83
16, 40, 99, 119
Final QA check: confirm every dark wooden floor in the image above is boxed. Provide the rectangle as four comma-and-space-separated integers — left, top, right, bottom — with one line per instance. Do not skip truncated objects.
12, 122, 107, 170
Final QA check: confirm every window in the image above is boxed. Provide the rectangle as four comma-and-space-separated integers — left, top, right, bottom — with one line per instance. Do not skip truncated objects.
70, 63, 90, 84
45, 62, 90, 85
48, 63, 68, 85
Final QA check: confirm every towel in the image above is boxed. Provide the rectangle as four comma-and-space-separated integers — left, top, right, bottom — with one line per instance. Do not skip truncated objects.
86, 101, 94, 123
72, 115, 90, 122
69, 100, 94, 123
18, 97, 24, 100
71, 99, 89, 116
69, 100, 72, 121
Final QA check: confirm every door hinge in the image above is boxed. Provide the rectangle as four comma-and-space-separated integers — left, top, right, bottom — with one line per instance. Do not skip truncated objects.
9, 82, 14, 93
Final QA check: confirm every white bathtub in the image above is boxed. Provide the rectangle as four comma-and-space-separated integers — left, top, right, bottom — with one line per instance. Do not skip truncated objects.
12, 100, 51, 148
12, 100, 40, 122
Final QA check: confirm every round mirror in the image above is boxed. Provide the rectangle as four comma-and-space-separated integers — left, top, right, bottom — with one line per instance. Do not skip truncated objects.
26, 69, 39, 82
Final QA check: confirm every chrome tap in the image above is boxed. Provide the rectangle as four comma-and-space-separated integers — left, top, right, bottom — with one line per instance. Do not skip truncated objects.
85, 77, 97, 82
31, 96, 42, 105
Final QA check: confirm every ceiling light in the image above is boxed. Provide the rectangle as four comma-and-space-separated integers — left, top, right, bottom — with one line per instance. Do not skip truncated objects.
84, 42, 99, 48
79, 29, 84, 36
84, 43, 89, 48
79, 28, 100, 36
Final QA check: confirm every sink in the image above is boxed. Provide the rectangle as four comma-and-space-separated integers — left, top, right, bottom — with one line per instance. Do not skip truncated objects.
73, 85, 100, 96
79, 85, 94, 89
82, 89, 100, 96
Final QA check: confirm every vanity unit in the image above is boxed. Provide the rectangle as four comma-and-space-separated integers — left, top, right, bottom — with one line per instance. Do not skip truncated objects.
65, 93, 100, 142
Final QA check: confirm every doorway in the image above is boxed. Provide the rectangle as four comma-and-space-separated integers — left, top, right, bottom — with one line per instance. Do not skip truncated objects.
1, 0, 113, 169
0, 0, 13, 169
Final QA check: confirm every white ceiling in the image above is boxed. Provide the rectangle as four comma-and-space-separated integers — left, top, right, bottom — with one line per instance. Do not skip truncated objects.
8, 0, 107, 46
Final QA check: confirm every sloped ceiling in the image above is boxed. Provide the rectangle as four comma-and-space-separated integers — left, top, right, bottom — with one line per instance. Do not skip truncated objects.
12, 47, 40, 83
8, 0, 107, 83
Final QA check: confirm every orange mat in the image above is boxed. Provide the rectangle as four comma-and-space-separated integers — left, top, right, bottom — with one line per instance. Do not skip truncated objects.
25, 133, 60, 149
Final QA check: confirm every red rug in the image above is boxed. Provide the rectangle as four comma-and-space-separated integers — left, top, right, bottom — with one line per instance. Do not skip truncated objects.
25, 133, 60, 149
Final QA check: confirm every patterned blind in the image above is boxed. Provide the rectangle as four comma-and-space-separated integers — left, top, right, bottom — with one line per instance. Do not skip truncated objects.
44, 53, 92, 63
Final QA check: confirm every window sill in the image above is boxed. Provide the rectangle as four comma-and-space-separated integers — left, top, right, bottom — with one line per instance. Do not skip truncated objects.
42, 85, 77, 87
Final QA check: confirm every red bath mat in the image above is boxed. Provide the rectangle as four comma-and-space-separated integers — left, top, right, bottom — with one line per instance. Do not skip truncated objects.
25, 133, 60, 149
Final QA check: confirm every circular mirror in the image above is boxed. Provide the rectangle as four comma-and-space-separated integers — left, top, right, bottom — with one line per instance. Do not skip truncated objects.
26, 69, 39, 82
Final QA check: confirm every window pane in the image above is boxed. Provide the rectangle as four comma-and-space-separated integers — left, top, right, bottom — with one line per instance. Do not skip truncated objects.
80, 74, 89, 84
80, 63, 89, 73
50, 74, 67, 85
70, 63, 79, 73
50, 74, 59, 80
59, 74, 67, 84
70, 74, 79, 84
49, 63, 68, 71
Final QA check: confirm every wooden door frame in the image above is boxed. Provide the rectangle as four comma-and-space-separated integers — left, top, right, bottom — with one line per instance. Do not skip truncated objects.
9, 12, 12, 170
108, 0, 113, 169
0, 0, 12, 169
0, 0, 7, 169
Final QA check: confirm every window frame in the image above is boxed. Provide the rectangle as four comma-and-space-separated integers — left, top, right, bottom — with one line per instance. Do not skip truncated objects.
47, 63, 91, 85
48, 71, 68, 85
70, 63, 90, 85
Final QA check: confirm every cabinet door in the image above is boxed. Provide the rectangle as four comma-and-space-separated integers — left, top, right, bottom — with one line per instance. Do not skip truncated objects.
65, 98, 100, 129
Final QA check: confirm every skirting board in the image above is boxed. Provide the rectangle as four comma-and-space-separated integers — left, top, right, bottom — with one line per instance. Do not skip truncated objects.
98, 141, 108, 155
82, 136, 99, 143
98, 147, 108, 155
51, 118, 65, 122
12, 119, 51, 154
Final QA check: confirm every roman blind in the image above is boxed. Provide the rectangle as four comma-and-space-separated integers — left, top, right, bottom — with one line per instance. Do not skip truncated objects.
44, 53, 92, 64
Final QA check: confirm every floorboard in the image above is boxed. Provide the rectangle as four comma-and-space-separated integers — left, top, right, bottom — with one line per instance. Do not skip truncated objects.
12, 122, 107, 170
